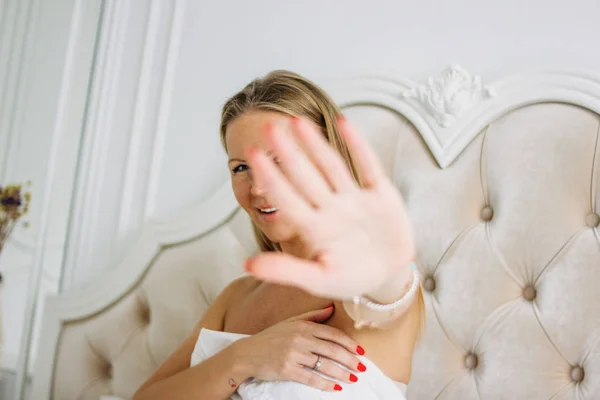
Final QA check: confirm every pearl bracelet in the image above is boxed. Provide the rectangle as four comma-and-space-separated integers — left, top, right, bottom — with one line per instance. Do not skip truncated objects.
343, 262, 421, 329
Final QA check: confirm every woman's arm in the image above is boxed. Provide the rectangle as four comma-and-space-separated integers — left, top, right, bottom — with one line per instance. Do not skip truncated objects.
132, 278, 251, 400
133, 295, 365, 398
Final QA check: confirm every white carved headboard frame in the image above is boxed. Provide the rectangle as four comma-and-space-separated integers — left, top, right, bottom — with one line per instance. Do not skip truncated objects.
29, 66, 600, 399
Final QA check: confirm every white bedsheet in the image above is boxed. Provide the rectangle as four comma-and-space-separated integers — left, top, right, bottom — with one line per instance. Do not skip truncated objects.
191, 328, 408, 399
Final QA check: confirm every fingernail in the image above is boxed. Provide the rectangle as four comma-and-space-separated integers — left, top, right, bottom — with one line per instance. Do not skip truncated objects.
334, 384, 343, 391
349, 373, 358, 382
356, 345, 365, 355
322, 304, 334, 310
244, 258, 253, 272
357, 362, 366, 372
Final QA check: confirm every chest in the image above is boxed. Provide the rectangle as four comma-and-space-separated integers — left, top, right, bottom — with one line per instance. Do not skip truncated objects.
223, 283, 328, 335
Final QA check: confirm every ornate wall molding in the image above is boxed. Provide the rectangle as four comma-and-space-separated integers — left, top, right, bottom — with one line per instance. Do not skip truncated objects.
0, 0, 39, 181
8, 0, 105, 397
62, 0, 187, 290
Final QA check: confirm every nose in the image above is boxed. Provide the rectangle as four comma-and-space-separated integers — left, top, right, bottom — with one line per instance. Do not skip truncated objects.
249, 175, 266, 197
250, 185, 264, 197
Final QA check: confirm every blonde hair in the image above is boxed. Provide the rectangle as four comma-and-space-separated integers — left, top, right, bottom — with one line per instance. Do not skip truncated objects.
220, 70, 425, 328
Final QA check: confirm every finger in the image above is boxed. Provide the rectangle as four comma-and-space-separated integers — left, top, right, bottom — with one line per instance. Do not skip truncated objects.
337, 116, 386, 188
299, 354, 359, 385
310, 323, 364, 357
292, 117, 357, 192
293, 367, 344, 392
287, 305, 335, 323
247, 146, 314, 226
245, 251, 327, 294
309, 337, 365, 373
266, 122, 332, 207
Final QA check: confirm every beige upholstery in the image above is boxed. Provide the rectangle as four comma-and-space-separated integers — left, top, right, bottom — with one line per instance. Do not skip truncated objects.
398, 103, 600, 399
49, 103, 600, 399
52, 211, 256, 399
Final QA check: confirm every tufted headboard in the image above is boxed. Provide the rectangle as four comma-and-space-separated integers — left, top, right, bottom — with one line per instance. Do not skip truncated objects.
31, 66, 600, 399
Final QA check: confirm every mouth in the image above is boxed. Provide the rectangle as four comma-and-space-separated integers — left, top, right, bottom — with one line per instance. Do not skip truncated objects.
257, 206, 278, 215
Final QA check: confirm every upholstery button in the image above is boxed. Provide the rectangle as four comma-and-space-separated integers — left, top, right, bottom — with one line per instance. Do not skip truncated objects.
137, 293, 151, 324
465, 353, 478, 370
586, 213, 599, 228
141, 305, 151, 324
481, 206, 494, 222
522, 285, 537, 302
423, 276, 436, 292
571, 366, 585, 382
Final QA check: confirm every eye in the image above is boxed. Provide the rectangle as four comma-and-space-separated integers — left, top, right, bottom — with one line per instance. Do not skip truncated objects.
232, 164, 249, 174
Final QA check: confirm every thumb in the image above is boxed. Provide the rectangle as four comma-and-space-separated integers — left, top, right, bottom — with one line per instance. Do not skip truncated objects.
288, 304, 335, 323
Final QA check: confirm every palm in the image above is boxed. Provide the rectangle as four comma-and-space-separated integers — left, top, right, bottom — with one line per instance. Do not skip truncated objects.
245, 117, 415, 299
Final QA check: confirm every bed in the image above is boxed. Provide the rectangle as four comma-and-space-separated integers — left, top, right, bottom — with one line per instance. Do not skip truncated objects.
30, 65, 600, 399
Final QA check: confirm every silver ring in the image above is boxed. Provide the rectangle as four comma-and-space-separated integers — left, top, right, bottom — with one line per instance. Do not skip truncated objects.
313, 355, 323, 371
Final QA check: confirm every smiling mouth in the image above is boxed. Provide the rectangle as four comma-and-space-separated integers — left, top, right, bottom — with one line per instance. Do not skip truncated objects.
257, 207, 278, 214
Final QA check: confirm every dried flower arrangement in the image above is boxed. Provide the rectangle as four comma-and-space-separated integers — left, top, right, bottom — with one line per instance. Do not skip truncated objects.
0, 182, 32, 283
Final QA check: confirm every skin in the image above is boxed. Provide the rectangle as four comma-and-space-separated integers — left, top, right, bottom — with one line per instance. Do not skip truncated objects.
132, 111, 421, 400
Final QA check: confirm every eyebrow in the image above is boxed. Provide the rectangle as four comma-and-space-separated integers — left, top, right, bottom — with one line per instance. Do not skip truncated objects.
228, 150, 275, 164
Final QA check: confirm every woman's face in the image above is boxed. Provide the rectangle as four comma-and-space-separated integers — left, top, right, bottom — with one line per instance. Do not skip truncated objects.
225, 110, 299, 244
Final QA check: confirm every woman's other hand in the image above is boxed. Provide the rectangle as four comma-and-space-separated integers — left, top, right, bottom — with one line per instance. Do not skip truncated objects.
232, 305, 366, 392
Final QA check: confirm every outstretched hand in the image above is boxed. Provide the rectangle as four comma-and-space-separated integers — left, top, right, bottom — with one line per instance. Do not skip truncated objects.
244, 116, 415, 300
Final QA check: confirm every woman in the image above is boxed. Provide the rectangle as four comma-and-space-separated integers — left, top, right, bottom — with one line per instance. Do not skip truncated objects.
132, 70, 424, 399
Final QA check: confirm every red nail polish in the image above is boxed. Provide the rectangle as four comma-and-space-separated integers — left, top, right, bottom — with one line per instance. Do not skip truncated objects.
334, 384, 343, 391
356, 345, 365, 355
322, 304, 334, 310
350, 373, 358, 382
357, 362, 366, 372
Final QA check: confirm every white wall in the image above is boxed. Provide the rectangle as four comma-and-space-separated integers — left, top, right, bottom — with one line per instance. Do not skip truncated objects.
2, 0, 600, 381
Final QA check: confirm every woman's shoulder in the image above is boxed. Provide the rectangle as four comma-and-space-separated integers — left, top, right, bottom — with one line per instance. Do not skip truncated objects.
189, 276, 258, 334
218, 275, 261, 311
225, 275, 261, 297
